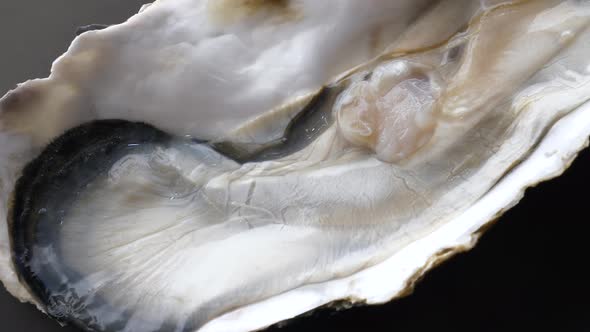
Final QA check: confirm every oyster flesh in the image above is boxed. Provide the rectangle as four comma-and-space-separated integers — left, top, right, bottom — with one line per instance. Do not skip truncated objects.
1, 0, 590, 331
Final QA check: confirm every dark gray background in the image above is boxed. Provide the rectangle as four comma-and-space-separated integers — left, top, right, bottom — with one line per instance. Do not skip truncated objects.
1, 2, 589, 332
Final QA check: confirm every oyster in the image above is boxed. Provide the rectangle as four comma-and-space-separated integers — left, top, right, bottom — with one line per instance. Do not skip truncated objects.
1, 0, 590, 331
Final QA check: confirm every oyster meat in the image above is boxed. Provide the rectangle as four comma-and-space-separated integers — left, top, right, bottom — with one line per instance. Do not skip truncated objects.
1, 1, 590, 331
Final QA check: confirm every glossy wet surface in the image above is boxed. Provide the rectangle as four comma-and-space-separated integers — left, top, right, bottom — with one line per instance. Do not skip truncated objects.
1, 2, 589, 332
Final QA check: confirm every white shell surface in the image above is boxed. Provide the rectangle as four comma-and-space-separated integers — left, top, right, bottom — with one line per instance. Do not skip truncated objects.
0, 0, 432, 305
200, 94, 590, 332
1, 1, 590, 332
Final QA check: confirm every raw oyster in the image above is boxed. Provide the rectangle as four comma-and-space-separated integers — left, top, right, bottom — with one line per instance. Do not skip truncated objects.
1, 1, 590, 332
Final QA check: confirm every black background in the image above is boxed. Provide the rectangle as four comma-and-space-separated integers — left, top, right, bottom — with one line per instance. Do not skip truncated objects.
0, 2, 588, 332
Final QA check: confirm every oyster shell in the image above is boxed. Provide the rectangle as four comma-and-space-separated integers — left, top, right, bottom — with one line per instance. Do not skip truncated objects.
1, 1, 590, 332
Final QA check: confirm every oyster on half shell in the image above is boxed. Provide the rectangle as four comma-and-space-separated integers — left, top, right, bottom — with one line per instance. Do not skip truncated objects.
2, 1, 590, 331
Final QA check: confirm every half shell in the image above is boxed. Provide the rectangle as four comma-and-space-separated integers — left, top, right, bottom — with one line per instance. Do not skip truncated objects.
1, 1, 590, 331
